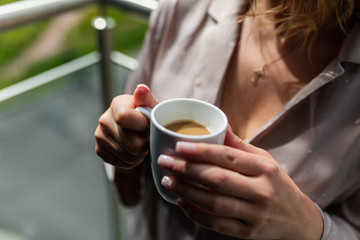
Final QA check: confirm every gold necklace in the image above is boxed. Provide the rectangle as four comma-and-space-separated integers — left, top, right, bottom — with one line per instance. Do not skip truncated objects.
250, 54, 286, 86
249, 14, 289, 87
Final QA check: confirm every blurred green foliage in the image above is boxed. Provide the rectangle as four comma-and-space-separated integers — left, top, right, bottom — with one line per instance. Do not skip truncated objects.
108, 7, 148, 55
0, 21, 48, 66
0, 3, 148, 89
0, 0, 19, 4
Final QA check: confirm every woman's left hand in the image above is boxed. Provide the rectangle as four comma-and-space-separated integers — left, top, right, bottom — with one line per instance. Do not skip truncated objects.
157, 127, 323, 240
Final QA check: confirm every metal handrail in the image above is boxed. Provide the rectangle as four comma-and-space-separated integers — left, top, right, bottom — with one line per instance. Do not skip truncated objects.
0, 52, 100, 103
111, 51, 138, 71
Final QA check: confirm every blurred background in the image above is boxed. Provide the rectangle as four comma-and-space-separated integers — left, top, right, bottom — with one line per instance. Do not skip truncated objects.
0, 0, 156, 239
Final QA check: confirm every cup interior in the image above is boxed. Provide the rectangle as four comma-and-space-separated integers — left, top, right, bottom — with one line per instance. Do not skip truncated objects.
152, 98, 227, 138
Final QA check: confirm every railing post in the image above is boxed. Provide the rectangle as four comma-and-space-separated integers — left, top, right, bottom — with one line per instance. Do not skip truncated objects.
93, 3, 121, 240
92, 14, 115, 109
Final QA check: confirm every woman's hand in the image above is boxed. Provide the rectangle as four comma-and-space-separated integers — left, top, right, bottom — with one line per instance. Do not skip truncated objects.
94, 84, 158, 169
158, 127, 323, 240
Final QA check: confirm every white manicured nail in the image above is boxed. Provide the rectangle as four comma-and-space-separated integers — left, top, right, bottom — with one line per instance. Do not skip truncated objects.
175, 141, 196, 154
161, 176, 173, 189
158, 155, 175, 169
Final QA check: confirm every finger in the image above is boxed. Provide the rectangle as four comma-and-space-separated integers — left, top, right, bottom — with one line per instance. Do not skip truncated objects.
97, 113, 150, 157
158, 155, 257, 200
133, 84, 158, 108
177, 199, 252, 239
95, 125, 147, 167
98, 109, 121, 142
99, 96, 151, 155
225, 125, 268, 156
95, 137, 141, 169
110, 95, 149, 132
162, 176, 257, 222
175, 142, 267, 176
118, 128, 150, 157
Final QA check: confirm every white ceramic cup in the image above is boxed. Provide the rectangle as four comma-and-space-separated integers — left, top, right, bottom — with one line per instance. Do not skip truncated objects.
136, 98, 228, 205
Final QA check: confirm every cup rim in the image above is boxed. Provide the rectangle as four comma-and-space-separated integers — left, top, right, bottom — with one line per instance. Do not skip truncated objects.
151, 98, 228, 140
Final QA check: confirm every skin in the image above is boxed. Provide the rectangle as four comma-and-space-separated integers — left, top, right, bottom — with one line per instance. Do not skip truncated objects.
220, 1, 345, 140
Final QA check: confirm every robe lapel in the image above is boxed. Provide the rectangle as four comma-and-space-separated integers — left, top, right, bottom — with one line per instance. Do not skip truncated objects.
191, 0, 248, 104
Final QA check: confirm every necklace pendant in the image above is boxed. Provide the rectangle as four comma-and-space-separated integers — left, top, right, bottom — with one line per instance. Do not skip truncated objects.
251, 68, 264, 86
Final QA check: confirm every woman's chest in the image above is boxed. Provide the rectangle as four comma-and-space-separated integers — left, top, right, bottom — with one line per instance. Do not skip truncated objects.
219, 44, 308, 140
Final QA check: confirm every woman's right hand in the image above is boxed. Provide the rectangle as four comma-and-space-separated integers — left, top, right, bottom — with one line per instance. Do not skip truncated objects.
94, 84, 158, 170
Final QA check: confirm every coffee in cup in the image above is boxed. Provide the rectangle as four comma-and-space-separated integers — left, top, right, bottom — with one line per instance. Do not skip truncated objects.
164, 119, 213, 135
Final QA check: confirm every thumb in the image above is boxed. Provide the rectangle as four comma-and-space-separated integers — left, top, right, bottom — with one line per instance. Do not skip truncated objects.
133, 84, 158, 108
224, 125, 265, 155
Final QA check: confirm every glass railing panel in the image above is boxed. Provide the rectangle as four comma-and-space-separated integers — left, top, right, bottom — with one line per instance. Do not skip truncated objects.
0, 1, 150, 239
0, 64, 119, 240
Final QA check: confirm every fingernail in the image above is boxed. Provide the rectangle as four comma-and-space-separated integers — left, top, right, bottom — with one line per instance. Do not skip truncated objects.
157, 155, 175, 169
175, 141, 196, 154
136, 84, 150, 90
161, 176, 174, 189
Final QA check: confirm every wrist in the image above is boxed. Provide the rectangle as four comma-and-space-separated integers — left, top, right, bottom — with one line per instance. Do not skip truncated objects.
287, 194, 323, 240
113, 157, 148, 206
